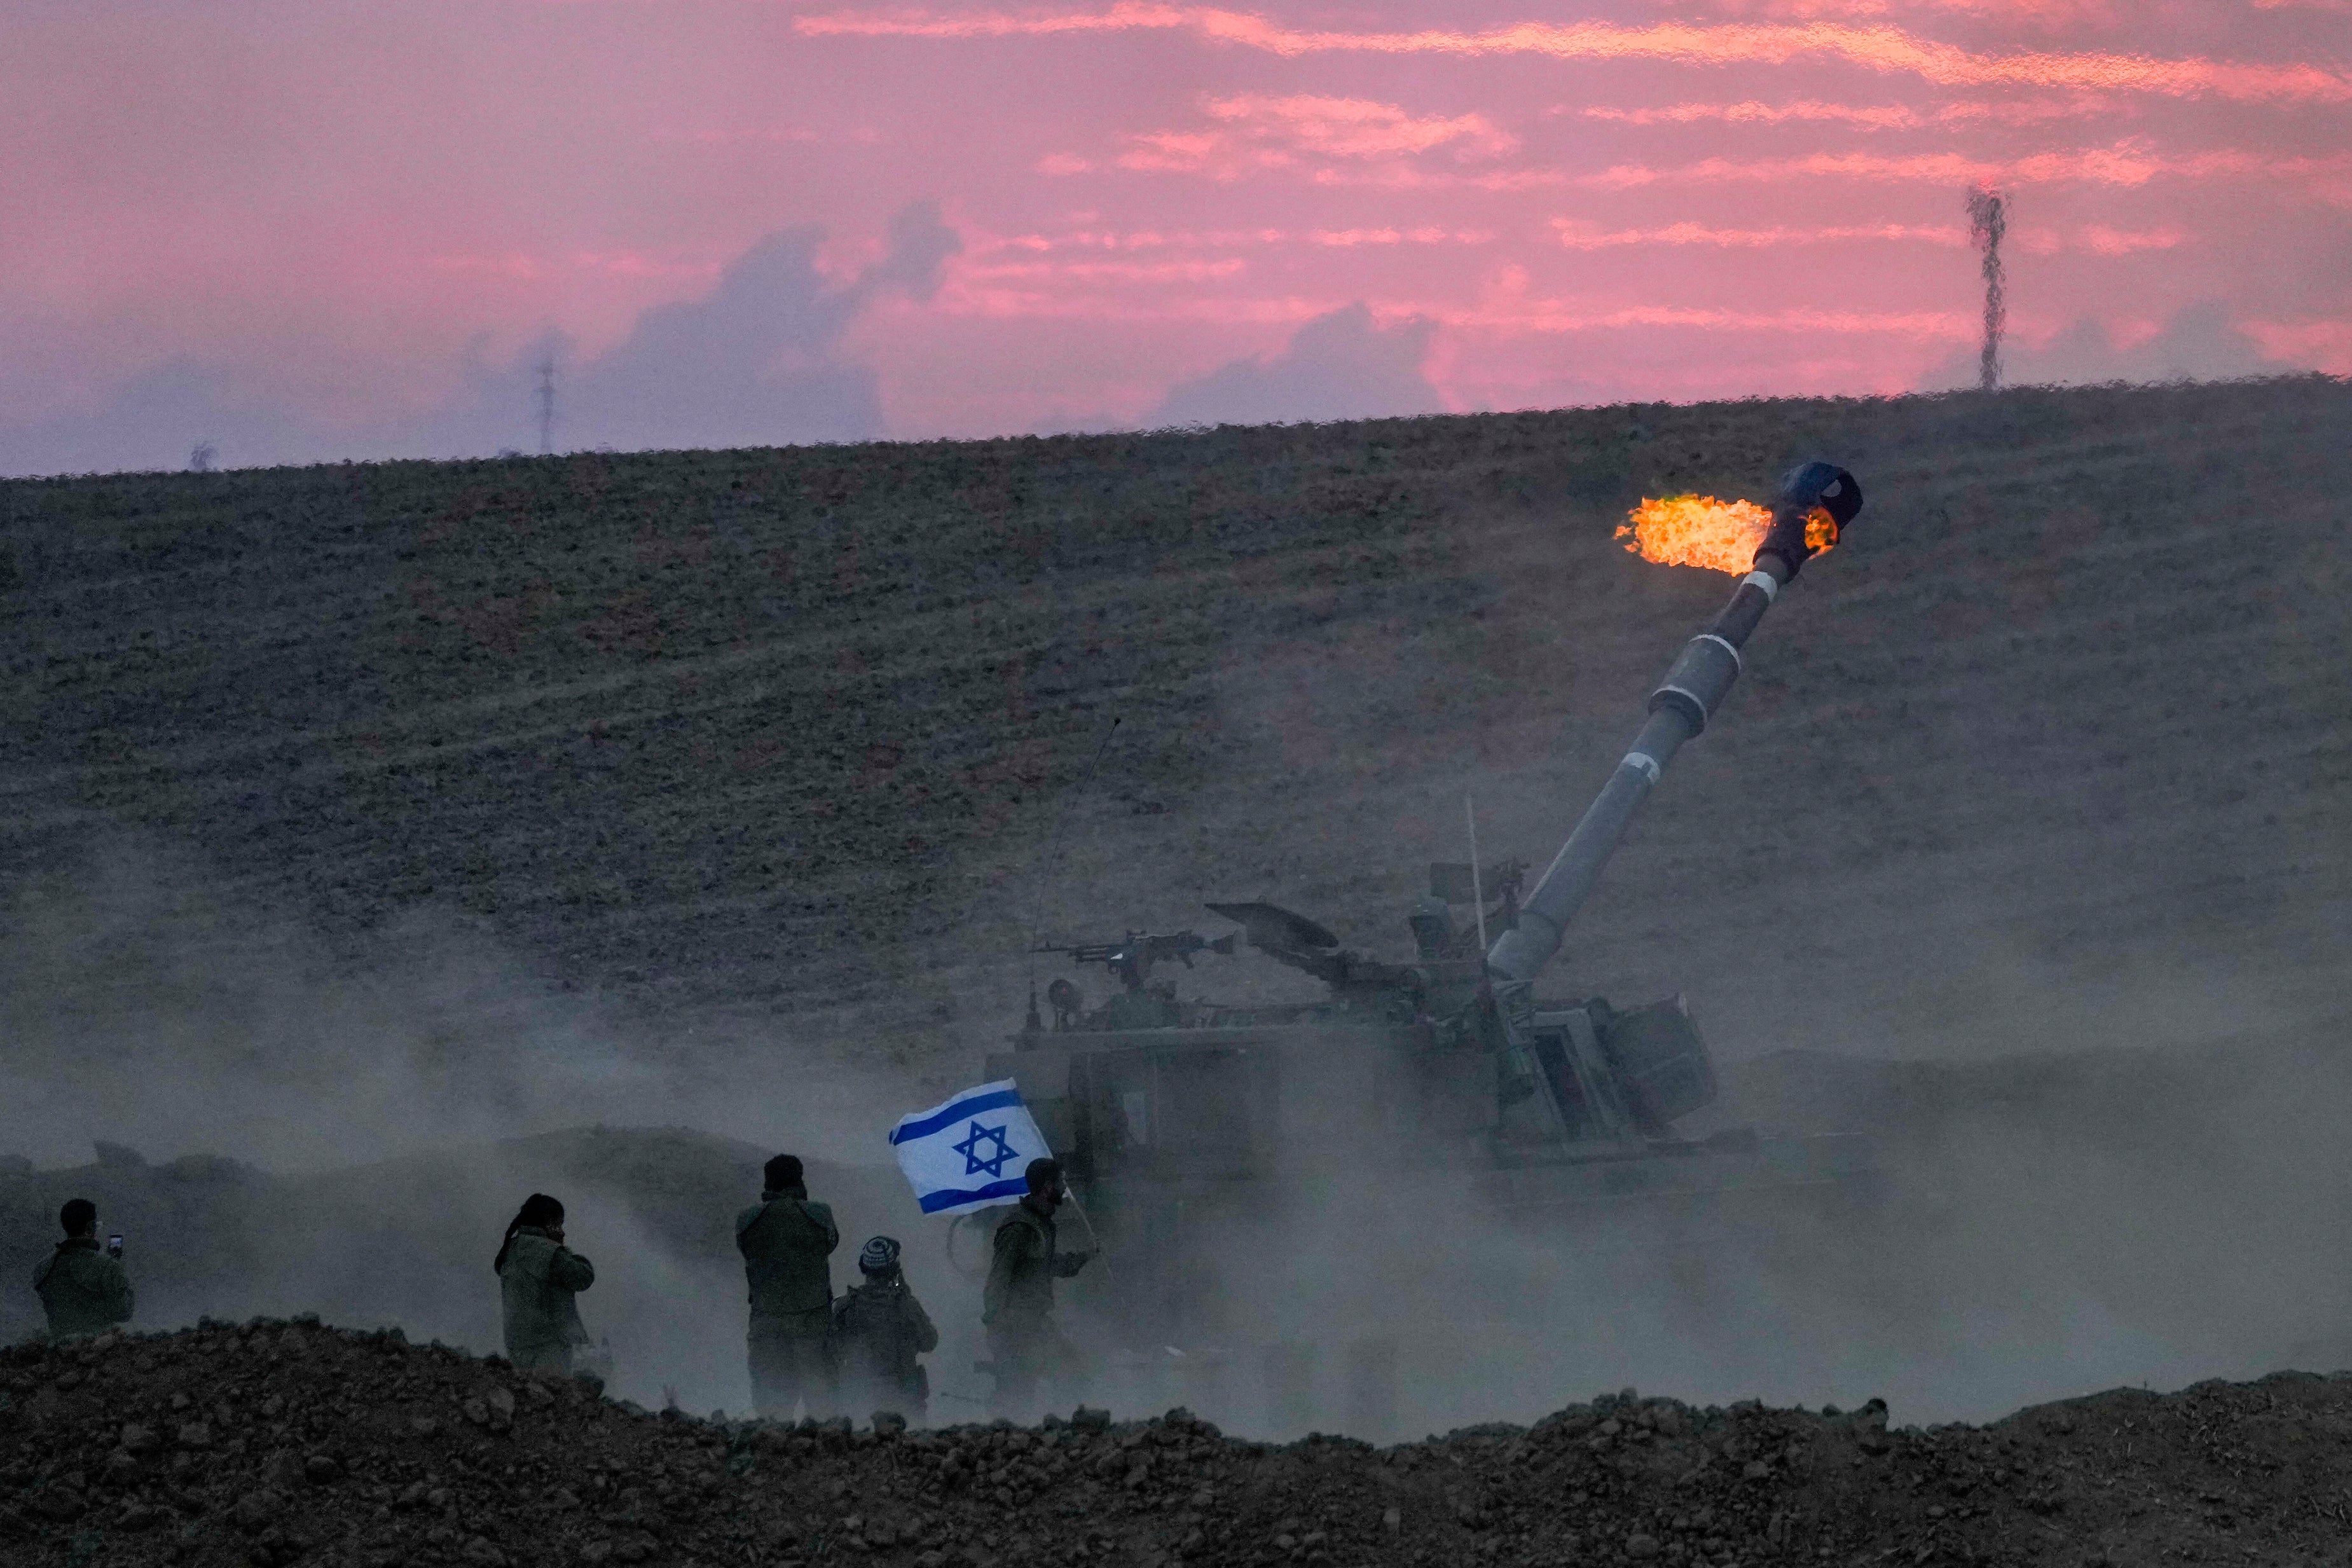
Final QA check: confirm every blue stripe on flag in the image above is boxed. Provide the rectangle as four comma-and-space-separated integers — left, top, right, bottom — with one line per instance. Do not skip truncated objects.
890, 1087, 1024, 1145
916, 1178, 1029, 1214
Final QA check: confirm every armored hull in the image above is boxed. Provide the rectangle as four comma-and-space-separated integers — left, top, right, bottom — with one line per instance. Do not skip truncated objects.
986, 998, 1880, 1347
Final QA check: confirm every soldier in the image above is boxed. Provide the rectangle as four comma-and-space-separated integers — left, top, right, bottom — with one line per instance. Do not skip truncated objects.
834, 1236, 940, 1426
495, 1192, 596, 1374
32, 1199, 133, 1341
983, 1157, 1091, 1419
737, 1153, 839, 1420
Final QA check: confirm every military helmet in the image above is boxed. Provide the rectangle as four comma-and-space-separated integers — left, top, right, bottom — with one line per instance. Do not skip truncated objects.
1407, 895, 1455, 959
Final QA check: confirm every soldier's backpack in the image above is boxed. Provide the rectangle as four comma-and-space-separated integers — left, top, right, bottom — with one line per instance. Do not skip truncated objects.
834, 1283, 916, 1378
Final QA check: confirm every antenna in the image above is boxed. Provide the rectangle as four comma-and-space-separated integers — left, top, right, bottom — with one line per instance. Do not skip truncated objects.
1466, 794, 1489, 959
1966, 187, 2007, 393
1025, 715, 1122, 1026
535, 353, 558, 455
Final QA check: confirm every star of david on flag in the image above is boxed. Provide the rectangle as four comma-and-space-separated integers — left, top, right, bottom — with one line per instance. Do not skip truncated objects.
888, 1079, 1053, 1216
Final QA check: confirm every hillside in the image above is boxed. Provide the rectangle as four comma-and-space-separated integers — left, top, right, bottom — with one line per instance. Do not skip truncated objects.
4, 378, 2348, 1106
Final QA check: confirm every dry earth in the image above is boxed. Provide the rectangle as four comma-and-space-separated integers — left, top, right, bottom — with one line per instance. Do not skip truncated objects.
8, 1319, 2352, 1568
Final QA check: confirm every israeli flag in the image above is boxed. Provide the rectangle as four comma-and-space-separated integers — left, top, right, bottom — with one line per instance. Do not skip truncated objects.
890, 1080, 1052, 1216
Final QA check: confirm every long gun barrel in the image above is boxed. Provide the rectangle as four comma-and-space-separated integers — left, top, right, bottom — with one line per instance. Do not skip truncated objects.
1485, 462, 1864, 985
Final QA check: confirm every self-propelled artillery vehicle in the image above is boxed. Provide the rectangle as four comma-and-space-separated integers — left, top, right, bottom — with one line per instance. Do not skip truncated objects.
986, 463, 1876, 1344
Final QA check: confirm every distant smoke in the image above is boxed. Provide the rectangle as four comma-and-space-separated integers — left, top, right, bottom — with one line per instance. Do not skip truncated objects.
1967, 187, 2008, 393
1147, 304, 1444, 428
1918, 299, 2290, 391
0, 201, 962, 476
860, 200, 964, 304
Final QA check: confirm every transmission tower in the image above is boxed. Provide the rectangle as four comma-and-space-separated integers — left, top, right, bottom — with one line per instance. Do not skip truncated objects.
1966, 187, 2007, 393
535, 354, 558, 455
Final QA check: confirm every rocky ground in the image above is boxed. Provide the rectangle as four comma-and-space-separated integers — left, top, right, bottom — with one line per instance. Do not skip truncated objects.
7, 1318, 2352, 1568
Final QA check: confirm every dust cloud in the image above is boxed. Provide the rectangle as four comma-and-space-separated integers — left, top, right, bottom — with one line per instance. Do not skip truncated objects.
1038, 973, 2352, 1440
0, 838, 937, 1415
0, 839, 901, 1172
6, 831, 2351, 1435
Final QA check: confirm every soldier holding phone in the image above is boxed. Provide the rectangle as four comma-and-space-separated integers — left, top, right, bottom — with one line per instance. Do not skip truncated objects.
33, 1199, 134, 1340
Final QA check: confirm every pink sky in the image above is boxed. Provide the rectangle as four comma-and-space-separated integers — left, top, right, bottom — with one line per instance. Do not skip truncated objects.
3, 0, 2346, 468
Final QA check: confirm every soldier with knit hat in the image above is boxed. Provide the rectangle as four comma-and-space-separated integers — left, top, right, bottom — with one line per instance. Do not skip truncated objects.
832, 1235, 940, 1425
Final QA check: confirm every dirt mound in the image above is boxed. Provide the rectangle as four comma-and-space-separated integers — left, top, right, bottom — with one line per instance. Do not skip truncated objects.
5, 1317, 2347, 1567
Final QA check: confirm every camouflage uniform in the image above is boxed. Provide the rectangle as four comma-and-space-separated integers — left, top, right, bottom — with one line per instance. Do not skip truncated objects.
833, 1275, 940, 1424
32, 1238, 133, 1340
497, 1227, 596, 1373
737, 1186, 839, 1419
983, 1197, 1087, 1417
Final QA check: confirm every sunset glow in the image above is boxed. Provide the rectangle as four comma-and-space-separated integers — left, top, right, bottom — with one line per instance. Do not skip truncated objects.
2, 0, 2345, 471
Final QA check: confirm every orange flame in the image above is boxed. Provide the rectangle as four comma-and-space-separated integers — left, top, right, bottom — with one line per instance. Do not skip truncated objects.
1616, 495, 1773, 575
1616, 495, 1838, 575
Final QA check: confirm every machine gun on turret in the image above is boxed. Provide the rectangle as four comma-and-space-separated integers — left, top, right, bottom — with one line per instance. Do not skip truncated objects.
1031, 929, 1239, 1031
1035, 929, 1237, 993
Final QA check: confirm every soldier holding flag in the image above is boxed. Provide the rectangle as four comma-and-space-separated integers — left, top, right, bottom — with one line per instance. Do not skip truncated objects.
888, 1081, 1094, 1418
982, 1157, 1091, 1419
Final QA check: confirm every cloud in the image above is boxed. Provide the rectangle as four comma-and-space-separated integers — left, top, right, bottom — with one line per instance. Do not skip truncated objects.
0, 203, 961, 476
796, 5, 2352, 106
1922, 299, 2298, 388
2021, 225, 2188, 255
1202, 95, 1517, 161
861, 200, 963, 303
1438, 301, 1970, 338
966, 259, 1249, 282
985, 226, 1288, 252
528, 201, 960, 453
1309, 228, 1494, 246
0, 360, 340, 479
1144, 303, 1444, 426
973, 226, 1490, 261
1552, 219, 1967, 249
1548, 219, 2187, 254
1671, 0, 2123, 20
1116, 95, 1518, 179
1571, 96, 2117, 130
1580, 142, 2345, 191
556, 230, 875, 452
928, 285, 1975, 340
